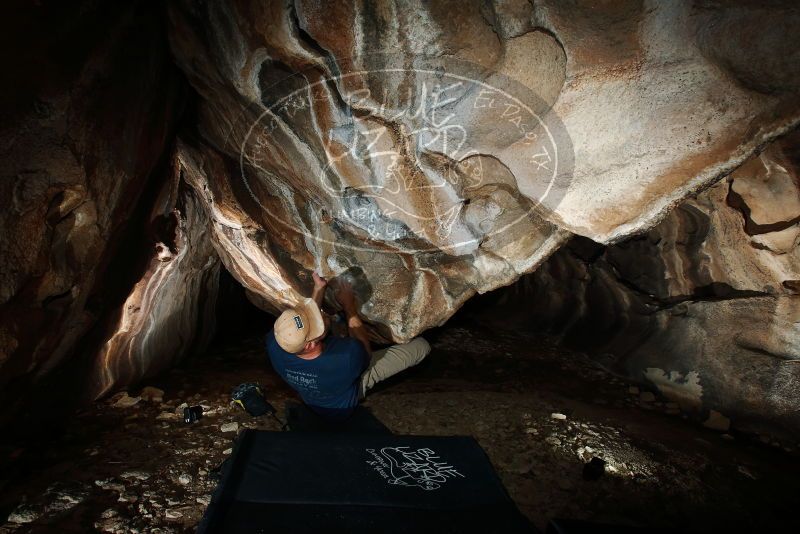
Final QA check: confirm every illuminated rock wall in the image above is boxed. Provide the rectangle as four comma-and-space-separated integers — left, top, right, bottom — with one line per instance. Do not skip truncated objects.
0, 2, 190, 413
165, 0, 800, 341
513, 133, 800, 436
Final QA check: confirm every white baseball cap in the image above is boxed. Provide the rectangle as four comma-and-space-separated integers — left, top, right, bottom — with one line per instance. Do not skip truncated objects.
273, 298, 325, 353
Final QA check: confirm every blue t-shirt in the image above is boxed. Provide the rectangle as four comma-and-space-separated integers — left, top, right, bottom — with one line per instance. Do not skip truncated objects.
266, 331, 369, 419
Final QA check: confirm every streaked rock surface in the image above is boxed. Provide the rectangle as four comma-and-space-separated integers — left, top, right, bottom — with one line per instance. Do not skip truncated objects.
0, 2, 188, 414
89, 156, 220, 398
165, 0, 800, 341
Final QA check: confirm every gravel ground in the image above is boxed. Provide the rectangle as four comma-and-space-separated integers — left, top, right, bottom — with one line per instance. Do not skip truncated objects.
1, 322, 799, 533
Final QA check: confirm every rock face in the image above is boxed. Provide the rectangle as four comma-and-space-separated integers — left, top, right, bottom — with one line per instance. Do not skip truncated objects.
509, 132, 800, 436
0, 2, 203, 416
89, 155, 220, 399
165, 0, 800, 342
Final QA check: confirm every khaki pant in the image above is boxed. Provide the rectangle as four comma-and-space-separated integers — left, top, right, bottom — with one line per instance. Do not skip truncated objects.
359, 337, 431, 399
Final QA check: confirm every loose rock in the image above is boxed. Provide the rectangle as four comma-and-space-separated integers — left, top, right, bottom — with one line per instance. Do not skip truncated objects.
165, 508, 183, 520
140, 386, 165, 402
120, 470, 151, 481
703, 410, 731, 432
113, 393, 141, 408
7, 504, 39, 524
220, 422, 239, 433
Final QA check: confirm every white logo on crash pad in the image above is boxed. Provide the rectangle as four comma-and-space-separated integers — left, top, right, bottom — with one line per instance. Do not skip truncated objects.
365, 447, 465, 491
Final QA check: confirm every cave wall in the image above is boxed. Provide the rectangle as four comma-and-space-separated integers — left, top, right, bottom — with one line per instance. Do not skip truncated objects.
0, 2, 218, 415
89, 154, 221, 399
513, 132, 800, 436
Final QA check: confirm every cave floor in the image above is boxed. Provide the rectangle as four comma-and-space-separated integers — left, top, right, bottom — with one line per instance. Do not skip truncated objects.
2, 322, 800, 533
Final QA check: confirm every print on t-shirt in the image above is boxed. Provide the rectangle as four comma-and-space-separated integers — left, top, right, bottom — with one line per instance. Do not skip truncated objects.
266, 330, 369, 419
285, 369, 319, 391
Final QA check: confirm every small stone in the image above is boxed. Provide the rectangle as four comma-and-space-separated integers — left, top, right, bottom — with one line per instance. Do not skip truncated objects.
545, 436, 562, 446
221, 422, 239, 433
524, 427, 538, 434
178, 473, 192, 485
165, 508, 183, 520
175, 402, 188, 415
120, 470, 151, 481
95, 479, 125, 493
628, 386, 640, 395
721, 433, 734, 441
101, 508, 119, 519
551, 413, 567, 420
157, 411, 178, 421
223, 448, 233, 455
140, 386, 165, 403
43, 487, 86, 513
94, 516, 126, 532
108, 391, 128, 403
196, 495, 211, 506
113, 393, 141, 408
639, 391, 656, 403
7, 504, 39, 524
738, 465, 758, 480
703, 410, 731, 432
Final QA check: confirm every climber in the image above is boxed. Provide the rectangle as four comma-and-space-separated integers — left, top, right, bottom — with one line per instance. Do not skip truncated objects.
266, 272, 431, 420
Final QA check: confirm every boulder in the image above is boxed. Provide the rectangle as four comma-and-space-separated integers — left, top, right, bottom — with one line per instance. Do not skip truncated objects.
165, 0, 800, 342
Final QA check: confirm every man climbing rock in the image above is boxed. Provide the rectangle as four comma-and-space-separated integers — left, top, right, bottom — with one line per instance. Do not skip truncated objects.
266, 272, 431, 420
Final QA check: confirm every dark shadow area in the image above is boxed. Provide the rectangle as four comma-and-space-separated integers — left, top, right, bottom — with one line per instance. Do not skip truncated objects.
212, 270, 275, 346
0, 0, 190, 440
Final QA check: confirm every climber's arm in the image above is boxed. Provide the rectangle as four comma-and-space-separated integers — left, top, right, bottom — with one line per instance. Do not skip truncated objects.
311, 271, 327, 308
335, 281, 372, 356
